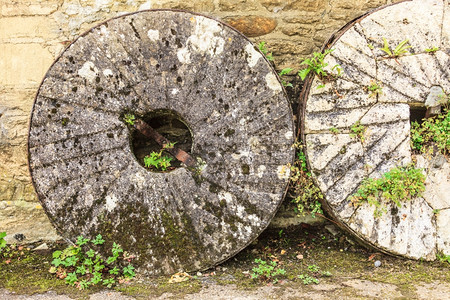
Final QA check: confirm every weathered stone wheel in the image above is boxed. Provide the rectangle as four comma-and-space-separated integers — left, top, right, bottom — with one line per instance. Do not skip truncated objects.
28, 10, 294, 274
301, 0, 449, 260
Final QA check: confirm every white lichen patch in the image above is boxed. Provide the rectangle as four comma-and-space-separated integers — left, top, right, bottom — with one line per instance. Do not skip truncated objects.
147, 29, 159, 41
277, 165, 290, 180
257, 165, 266, 178
177, 47, 191, 64
248, 214, 261, 227
78, 61, 98, 82
244, 43, 261, 68
218, 191, 233, 205
133, 172, 146, 189
284, 131, 293, 140
102, 68, 113, 77
177, 16, 225, 64
190, 16, 225, 56
105, 194, 118, 212
265, 73, 282, 92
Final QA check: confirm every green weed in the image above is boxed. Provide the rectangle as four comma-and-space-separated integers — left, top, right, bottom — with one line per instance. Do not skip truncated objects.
278, 68, 293, 87
251, 258, 286, 283
123, 113, 136, 126
329, 127, 339, 134
289, 142, 324, 217
379, 38, 411, 58
49, 235, 135, 290
350, 165, 426, 217
258, 42, 273, 61
298, 265, 331, 285
367, 81, 383, 98
298, 49, 342, 81
437, 252, 450, 264
0, 232, 6, 252
144, 142, 176, 171
350, 121, 366, 142
411, 94, 449, 155
425, 47, 439, 53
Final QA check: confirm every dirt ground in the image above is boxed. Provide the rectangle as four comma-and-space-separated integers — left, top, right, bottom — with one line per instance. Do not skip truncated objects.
1, 221, 449, 299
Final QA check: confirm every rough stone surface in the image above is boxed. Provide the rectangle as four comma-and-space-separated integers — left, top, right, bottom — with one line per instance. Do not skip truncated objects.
223, 16, 277, 37
302, 0, 450, 260
28, 10, 294, 275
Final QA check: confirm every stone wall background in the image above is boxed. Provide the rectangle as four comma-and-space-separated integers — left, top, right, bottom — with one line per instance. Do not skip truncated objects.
0, 0, 400, 242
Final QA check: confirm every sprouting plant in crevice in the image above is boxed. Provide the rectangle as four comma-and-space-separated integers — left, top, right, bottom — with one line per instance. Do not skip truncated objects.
298, 49, 342, 81
437, 252, 450, 263
288, 142, 324, 218
258, 41, 273, 61
49, 234, 135, 290
329, 127, 339, 134
350, 121, 366, 142
349, 164, 426, 217
123, 113, 136, 126
278, 68, 293, 87
425, 46, 439, 53
379, 37, 411, 58
258, 42, 294, 88
251, 258, 286, 283
144, 142, 176, 171
411, 93, 449, 155
366, 80, 383, 98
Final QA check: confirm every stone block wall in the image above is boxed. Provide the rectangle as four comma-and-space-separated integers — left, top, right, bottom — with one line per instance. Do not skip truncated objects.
0, 0, 400, 242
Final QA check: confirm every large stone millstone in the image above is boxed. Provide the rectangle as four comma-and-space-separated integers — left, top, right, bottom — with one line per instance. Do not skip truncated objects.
28, 10, 295, 275
301, 0, 449, 260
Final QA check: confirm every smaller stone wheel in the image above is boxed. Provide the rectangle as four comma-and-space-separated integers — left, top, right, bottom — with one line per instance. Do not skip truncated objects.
28, 10, 295, 274
301, 0, 449, 260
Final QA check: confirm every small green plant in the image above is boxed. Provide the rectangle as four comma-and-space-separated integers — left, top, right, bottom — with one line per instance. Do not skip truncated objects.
350, 121, 366, 142
367, 43, 375, 50
298, 49, 342, 81
437, 252, 450, 263
49, 234, 135, 290
258, 42, 273, 61
425, 46, 439, 53
278, 68, 293, 87
0, 232, 6, 252
298, 274, 319, 285
251, 258, 286, 283
123, 113, 136, 126
379, 37, 411, 58
350, 164, 426, 217
308, 264, 320, 273
367, 80, 383, 98
143, 142, 176, 171
289, 142, 324, 217
298, 264, 331, 285
411, 94, 449, 155
257, 42, 293, 88
144, 152, 173, 171
329, 127, 339, 134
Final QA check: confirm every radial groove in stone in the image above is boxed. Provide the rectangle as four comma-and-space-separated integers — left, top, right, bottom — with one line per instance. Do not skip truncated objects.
301, 0, 449, 260
28, 10, 295, 275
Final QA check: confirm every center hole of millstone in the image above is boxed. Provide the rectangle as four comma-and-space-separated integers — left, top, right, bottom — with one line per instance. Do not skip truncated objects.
131, 109, 193, 172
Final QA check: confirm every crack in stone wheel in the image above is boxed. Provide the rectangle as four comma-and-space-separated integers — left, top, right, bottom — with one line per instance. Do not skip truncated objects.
301, 0, 449, 260
28, 10, 295, 274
